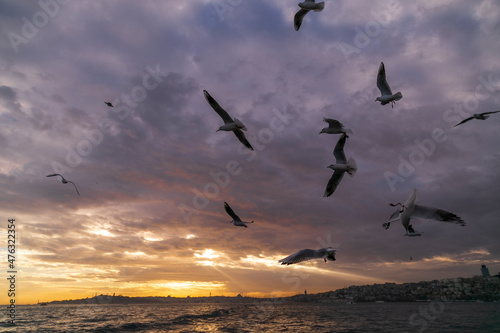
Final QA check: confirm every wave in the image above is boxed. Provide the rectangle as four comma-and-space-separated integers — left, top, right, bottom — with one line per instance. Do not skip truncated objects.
171, 308, 231, 325
91, 307, 232, 332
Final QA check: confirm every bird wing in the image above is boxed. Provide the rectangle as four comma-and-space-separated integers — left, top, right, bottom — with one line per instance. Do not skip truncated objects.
324, 171, 345, 197
294, 9, 309, 31
224, 202, 241, 221
453, 117, 474, 127
323, 118, 343, 129
279, 249, 317, 265
412, 205, 465, 226
203, 90, 233, 124
377, 62, 393, 96
382, 208, 400, 229
233, 129, 254, 151
481, 110, 500, 116
46, 173, 62, 178
388, 209, 401, 222
68, 181, 80, 196
333, 133, 347, 164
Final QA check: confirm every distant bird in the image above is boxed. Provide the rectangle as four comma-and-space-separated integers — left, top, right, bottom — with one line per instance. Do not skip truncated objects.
46, 174, 80, 196
324, 133, 357, 197
294, 0, 325, 31
375, 62, 402, 108
203, 90, 254, 151
224, 202, 253, 228
409, 256, 413, 261
104, 102, 114, 107
383, 188, 465, 236
319, 118, 353, 137
453, 110, 500, 127
279, 247, 338, 265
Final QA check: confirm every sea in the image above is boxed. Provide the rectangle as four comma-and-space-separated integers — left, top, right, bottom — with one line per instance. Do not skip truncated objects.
1, 301, 499, 332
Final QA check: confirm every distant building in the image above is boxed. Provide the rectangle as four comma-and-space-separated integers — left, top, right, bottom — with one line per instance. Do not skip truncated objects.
481, 264, 490, 277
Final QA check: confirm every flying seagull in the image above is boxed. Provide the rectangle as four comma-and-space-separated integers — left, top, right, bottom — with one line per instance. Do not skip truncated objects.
224, 202, 254, 228
203, 90, 254, 151
104, 102, 114, 107
383, 188, 465, 236
453, 110, 500, 127
294, 0, 325, 31
46, 174, 80, 196
279, 247, 338, 265
375, 62, 402, 108
324, 133, 357, 197
319, 118, 353, 137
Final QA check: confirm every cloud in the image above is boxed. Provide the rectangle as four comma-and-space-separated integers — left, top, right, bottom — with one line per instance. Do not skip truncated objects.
0, 0, 499, 304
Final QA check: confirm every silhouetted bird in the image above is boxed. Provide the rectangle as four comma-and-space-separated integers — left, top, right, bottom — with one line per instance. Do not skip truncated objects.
453, 110, 500, 127
46, 174, 80, 196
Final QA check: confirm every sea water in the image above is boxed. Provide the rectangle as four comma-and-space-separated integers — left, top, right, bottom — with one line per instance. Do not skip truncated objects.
0, 301, 498, 332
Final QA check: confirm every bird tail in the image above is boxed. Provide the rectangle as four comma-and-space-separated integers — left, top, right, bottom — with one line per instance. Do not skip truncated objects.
234, 118, 247, 131
346, 158, 357, 177
344, 128, 353, 135
393, 91, 403, 101
314, 2, 325, 11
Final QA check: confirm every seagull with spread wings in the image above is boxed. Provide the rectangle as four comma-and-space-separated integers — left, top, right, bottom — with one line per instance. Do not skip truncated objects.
224, 202, 253, 228
383, 188, 465, 236
319, 118, 353, 137
375, 62, 403, 108
324, 133, 357, 197
46, 174, 80, 196
453, 110, 500, 127
204, 90, 254, 151
294, 0, 325, 31
279, 247, 338, 265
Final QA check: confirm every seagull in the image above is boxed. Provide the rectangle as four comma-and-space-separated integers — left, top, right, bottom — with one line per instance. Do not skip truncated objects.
46, 174, 80, 196
324, 133, 357, 197
104, 102, 114, 107
279, 247, 338, 265
383, 188, 465, 236
453, 110, 500, 127
203, 90, 254, 151
224, 202, 253, 228
375, 62, 402, 108
319, 118, 353, 137
294, 0, 325, 31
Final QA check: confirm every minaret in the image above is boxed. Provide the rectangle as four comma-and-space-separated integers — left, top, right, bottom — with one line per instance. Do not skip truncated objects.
481, 264, 490, 277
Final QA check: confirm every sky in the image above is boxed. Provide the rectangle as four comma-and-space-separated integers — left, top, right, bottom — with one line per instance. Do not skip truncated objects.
0, 0, 499, 305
